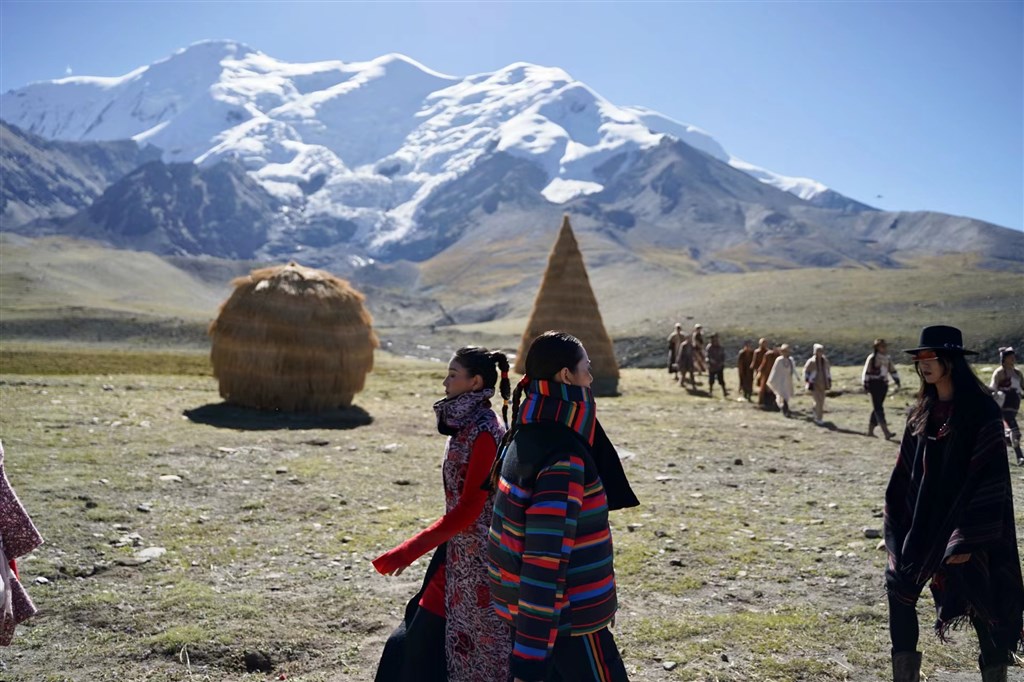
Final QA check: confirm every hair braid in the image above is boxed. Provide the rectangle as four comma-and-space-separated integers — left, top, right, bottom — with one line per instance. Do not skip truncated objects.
487, 377, 527, 491
490, 350, 511, 427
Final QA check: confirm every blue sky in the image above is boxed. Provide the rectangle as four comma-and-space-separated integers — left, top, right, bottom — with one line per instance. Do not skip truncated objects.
2, 1, 1022, 230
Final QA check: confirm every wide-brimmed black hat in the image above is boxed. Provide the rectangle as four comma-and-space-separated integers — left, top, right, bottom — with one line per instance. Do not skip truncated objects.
903, 325, 977, 355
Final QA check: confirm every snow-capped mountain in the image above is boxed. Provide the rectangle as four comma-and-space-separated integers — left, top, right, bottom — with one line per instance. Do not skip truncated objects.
0, 40, 869, 259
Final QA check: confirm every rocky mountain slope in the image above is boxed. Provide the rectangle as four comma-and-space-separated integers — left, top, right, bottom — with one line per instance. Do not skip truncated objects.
1, 41, 882, 263
2, 40, 1021, 340
0, 121, 160, 227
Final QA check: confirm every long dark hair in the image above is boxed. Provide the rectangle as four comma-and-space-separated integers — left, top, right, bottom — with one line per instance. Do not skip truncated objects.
486, 331, 586, 490
451, 346, 512, 427
907, 350, 995, 436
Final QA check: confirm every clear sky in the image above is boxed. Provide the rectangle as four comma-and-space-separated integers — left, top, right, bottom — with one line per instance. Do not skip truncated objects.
2, 0, 1022, 230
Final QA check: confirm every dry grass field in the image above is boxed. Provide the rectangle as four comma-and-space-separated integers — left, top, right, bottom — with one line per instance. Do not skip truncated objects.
3, 234, 1023, 365
0, 348, 1021, 681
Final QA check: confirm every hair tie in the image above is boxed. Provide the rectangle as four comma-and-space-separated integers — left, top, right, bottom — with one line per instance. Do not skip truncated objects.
503, 399, 509, 407
500, 370, 509, 379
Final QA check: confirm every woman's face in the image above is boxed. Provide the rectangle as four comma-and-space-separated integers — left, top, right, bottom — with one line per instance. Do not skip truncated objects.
443, 359, 482, 398
914, 352, 949, 385
556, 348, 593, 388
1004, 353, 1016, 369
877, 342, 888, 354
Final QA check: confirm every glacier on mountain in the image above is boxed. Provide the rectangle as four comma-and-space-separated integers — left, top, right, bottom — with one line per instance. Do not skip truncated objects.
0, 39, 844, 255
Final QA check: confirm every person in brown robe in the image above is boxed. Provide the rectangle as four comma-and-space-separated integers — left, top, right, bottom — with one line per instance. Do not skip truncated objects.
691, 324, 707, 374
677, 337, 697, 391
757, 343, 782, 411
750, 338, 768, 385
706, 333, 728, 398
667, 323, 686, 380
737, 340, 755, 401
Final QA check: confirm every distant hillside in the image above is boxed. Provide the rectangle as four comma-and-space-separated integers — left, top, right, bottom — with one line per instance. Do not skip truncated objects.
3, 42, 1020, 281
2, 234, 1020, 367
0, 120, 160, 228
19, 159, 281, 259
412, 139, 1024, 326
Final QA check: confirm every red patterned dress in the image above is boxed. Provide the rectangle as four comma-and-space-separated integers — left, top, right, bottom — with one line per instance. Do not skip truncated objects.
372, 389, 510, 681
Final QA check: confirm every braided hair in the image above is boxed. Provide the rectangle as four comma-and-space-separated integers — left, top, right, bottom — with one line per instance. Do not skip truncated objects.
451, 346, 512, 427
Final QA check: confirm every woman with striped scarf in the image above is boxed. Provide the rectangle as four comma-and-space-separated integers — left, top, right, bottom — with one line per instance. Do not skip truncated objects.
487, 331, 639, 682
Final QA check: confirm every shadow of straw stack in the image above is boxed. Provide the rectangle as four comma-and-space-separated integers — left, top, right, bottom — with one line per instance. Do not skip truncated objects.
183, 402, 372, 431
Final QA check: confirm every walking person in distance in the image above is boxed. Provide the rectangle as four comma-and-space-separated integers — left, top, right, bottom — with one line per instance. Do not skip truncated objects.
863, 338, 902, 439
989, 346, 1023, 466
803, 343, 832, 425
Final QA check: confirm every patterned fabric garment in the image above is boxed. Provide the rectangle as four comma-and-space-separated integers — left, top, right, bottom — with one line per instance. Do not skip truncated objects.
435, 390, 511, 682
884, 400, 1024, 645
0, 441, 44, 646
488, 381, 619, 681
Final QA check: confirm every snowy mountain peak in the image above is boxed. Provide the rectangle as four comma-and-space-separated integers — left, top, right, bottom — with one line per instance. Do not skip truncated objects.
169, 39, 262, 63
0, 43, 857, 258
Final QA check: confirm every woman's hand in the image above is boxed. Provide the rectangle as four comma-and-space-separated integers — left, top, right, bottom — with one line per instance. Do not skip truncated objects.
946, 553, 971, 565
384, 565, 406, 576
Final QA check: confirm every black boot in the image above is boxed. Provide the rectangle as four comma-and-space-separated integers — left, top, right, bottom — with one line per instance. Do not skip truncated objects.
1014, 444, 1023, 466
980, 663, 1007, 682
891, 651, 921, 682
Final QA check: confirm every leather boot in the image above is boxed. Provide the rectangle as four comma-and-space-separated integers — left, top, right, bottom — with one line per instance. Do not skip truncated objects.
880, 419, 895, 440
891, 651, 921, 682
980, 663, 1007, 682
869, 420, 877, 437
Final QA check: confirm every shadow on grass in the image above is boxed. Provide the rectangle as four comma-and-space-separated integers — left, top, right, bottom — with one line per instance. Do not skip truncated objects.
801, 416, 876, 438
184, 402, 373, 431
681, 385, 711, 398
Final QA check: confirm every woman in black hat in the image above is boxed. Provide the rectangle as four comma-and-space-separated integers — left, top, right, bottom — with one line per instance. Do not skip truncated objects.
884, 325, 1023, 682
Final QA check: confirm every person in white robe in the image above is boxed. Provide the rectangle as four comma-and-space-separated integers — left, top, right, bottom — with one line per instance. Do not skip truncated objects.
767, 344, 799, 417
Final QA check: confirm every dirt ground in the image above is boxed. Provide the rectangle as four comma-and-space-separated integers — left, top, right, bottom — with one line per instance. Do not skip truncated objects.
0, 355, 1021, 681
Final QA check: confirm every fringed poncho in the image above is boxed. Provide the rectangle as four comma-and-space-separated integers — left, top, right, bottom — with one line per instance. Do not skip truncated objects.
884, 397, 1023, 646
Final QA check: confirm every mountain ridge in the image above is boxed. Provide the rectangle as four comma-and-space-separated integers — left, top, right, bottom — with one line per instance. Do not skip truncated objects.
3, 40, 1022, 325
1, 40, 881, 252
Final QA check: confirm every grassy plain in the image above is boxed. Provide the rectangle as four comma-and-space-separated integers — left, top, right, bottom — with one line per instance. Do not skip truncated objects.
3, 234, 1022, 365
0, 348, 1021, 681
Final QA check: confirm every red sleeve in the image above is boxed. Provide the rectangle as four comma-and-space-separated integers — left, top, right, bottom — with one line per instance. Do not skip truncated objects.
372, 432, 498, 575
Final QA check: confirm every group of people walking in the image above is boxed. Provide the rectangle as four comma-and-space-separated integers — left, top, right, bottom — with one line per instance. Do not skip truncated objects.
674, 327, 835, 424
372, 325, 1022, 682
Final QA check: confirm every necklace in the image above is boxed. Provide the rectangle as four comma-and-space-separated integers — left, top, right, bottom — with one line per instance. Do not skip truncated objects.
927, 402, 953, 441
